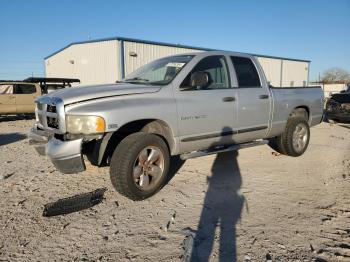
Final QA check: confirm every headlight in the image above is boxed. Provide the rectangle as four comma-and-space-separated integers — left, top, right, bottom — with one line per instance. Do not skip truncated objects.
66, 115, 105, 134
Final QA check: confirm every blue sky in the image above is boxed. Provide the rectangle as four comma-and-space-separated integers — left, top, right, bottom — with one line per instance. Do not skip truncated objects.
0, 0, 349, 81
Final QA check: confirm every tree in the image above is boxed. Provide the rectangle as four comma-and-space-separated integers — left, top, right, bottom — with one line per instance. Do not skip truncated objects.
321, 67, 350, 84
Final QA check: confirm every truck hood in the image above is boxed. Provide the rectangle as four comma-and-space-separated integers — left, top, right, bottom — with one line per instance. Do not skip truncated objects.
46, 83, 161, 105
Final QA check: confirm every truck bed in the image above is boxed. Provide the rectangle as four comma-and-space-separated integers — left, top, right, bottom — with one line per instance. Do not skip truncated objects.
267, 86, 324, 137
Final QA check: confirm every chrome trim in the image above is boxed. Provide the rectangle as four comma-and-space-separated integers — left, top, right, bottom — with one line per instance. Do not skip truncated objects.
35, 96, 66, 134
46, 137, 86, 174
28, 127, 51, 156
46, 137, 83, 159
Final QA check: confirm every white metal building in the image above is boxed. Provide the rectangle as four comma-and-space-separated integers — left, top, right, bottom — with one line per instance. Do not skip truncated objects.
45, 37, 310, 87
308, 83, 347, 98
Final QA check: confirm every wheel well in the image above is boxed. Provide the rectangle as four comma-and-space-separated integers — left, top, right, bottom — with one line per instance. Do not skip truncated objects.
290, 106, 310, 121
100, 119, 174, 165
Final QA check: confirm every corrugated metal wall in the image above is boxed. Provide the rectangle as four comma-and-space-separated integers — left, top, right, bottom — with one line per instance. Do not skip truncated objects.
256, 57, 309, 87
256, 57, 282, 87
123, 41, 309, 87
123, 41, 201, 76
45, 39, 309, 87
45, 40, 120, 86
281, 60, 309, 87
308, 83, 346, 98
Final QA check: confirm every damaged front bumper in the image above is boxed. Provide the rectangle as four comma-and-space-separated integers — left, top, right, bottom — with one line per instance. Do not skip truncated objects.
29, 127, 86, 174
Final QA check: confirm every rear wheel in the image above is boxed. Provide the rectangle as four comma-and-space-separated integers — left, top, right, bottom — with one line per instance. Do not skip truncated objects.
110, 132, 170, 200
270, 116, 310, 157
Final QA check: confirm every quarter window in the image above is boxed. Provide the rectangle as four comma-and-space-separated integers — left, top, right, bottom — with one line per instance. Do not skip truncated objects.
0, 84, 14, 94
231, 56, 261, 87
181, 56, 230, 90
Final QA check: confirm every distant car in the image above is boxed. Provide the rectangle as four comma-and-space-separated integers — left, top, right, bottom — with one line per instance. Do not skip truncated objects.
326, 85, 350, 123
0, 78, 80, 115
0, 81, 41, 115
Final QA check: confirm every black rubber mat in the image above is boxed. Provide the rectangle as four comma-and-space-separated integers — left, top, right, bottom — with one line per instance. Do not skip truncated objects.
43, 188, 107, 217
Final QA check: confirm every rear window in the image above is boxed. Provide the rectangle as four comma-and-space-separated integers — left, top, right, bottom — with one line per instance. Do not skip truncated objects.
231, 56, 261, 87
14, 84, 36, 94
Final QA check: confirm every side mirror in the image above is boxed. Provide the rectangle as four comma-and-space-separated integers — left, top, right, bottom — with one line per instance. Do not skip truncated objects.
190, 71, 209, 89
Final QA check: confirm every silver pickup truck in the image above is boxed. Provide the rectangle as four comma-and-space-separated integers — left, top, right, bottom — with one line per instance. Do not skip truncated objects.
29, 51, 324, 200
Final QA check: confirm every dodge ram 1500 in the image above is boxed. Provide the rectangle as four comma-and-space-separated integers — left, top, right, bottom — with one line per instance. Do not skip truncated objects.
29, 51, 324, 200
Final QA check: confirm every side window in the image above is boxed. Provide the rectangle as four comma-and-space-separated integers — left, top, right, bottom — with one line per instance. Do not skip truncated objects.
0, 84, 14, 94
231, 56, 261, 88
14, 84, 36, 94
180, 56, 230, 90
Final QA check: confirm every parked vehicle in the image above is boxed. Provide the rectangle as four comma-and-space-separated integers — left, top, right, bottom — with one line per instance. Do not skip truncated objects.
29, 51, 324, 200
326, 85, 350, 123
0, 81, 41, 115
0, 78, 79, 115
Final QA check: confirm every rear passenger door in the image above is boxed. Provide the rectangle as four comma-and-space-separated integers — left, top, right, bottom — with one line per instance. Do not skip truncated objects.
230, 56, 271, 142
14, 84, 39, 113
0, 84, 16, 114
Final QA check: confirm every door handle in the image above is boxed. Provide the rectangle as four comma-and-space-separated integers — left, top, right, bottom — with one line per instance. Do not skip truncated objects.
259, 94, 269, 99
222, 97, 236, 102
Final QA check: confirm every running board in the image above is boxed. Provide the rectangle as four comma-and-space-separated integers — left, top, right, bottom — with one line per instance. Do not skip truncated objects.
180, 140, 269, 160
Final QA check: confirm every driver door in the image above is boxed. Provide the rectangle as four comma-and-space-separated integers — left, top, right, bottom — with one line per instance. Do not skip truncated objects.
174, 55, 238, 153
14, 84, 39, 113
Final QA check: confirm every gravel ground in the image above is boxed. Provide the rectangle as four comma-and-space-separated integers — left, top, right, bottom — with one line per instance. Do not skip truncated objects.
0, 118, 349, 262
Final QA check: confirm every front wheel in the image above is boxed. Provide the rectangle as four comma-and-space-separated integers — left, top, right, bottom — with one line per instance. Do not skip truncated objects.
110, 132, 170, 200
271, 117, 310, 157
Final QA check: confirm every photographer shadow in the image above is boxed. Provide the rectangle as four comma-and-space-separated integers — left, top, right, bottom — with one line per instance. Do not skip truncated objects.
190, 130, 245, 261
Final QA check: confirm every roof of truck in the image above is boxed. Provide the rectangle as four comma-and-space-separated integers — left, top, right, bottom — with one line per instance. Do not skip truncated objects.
44, 36, 310, 63
23, 77, 80, 83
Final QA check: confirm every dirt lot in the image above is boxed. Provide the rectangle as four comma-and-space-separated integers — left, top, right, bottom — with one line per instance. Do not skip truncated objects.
0, 118, 349, 262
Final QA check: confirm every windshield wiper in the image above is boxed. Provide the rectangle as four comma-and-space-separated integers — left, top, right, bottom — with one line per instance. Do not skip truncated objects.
123, 77, 149, 82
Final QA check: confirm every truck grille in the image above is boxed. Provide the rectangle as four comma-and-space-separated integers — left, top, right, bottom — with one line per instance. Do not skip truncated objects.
37, 103, 44, 111
47, 116, 59, 129
47, 105, 57, 113
35, 97, 65, 133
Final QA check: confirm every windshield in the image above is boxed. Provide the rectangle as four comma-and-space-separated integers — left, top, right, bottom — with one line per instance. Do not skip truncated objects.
123, 55, 194, 85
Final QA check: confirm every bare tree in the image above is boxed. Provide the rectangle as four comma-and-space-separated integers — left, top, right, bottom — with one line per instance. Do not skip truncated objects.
321, 67, 350, 84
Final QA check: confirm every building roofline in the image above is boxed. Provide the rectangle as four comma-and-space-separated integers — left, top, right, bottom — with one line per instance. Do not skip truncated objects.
44, 36, 311, 63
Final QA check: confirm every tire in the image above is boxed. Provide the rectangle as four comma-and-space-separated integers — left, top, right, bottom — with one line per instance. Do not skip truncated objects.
110, 132, 170, 200
271, 116, 310, 157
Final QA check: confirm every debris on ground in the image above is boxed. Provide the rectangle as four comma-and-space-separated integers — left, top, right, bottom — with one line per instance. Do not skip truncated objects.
0, 120, 349, 261
266, 252, 272, 261
310, 243, 315, 252
0, 172, 15, 180
181, 227, 196, 262
271, 152, 281, 156
19, 240, 30, 248
161, 211, 177, 232
43, 188, 107, 217
15, 199, 27, 206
